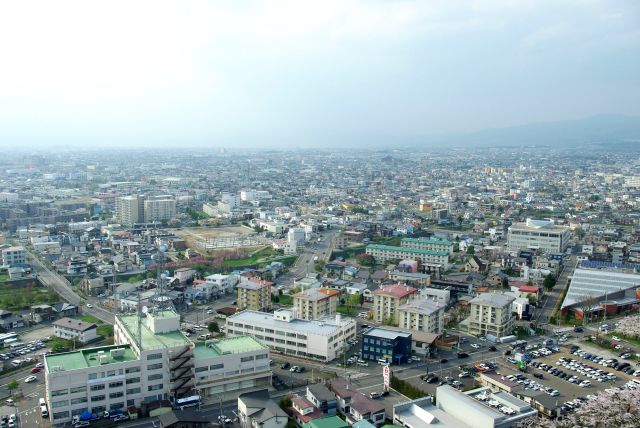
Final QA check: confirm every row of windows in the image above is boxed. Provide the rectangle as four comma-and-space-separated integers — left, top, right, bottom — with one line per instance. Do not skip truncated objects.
226, 323, 307, 339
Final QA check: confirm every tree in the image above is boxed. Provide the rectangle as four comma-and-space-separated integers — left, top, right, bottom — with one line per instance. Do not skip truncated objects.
359, 293, 365, 307
466, 245, 475, 255
501, 277, 510, 289
517, 387, 640, 428
6, 380, 19, 397
279, 395, 292, 410
314, 260, 325, 272
543, 274, 557, 291
208, 321, 220, 333
356, 253, 375, 267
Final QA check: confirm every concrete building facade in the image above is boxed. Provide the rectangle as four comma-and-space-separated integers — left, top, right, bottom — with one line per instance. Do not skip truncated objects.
468, 293, 515, 338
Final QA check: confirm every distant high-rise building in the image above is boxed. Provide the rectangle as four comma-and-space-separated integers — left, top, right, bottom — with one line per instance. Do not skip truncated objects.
144, 195, 176, 223
115, 195, 143, 226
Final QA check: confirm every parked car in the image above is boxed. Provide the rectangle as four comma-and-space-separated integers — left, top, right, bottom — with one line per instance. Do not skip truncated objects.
369, 392, 382, 399
280, 362, 290, 369
24, 375, 37, 383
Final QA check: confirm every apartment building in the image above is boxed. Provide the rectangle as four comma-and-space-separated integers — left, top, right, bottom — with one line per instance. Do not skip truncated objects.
365, 244, 449, 271
397, 299, 445, 335
293, 288, 340, 320
372, 285, 418, 324
1, 246, 27, 266
52, 317, 98, 343
400, 237, 455, 255
143, 196, 177, 223
204, 273, 239, 295
387, 270, 431, 287
115, 195, 143, 226
237, 278, 272, 312
507, 218, 570, 253
226, 309, 357, 362
44, 310, 270, 426
468, 293, 515, 338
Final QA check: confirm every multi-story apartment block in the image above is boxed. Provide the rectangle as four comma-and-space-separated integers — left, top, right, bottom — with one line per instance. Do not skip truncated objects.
293, 288, 340, 320
397, 299, 445, 335
44, 310, 270, 426
115, 195, 143, 226
468, 293, 515, 338
365, 245, 449, 271
237, 278, 272, 312
507, 218, 570, 253
226, 309, 357, 362
52, 317, 98, 343
143, 196, 176, 223
372, 285, 418, 324
204, 273, 239, 295
1, 246, 27, 266
400, 237, 455, 255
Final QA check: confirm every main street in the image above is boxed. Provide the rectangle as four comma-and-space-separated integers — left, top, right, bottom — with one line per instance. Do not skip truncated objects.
27, 250, 115, 324
535, 254, 576, 326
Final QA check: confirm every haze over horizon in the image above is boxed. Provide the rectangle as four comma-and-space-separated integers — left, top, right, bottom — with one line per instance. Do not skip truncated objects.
0, 0, 639, 149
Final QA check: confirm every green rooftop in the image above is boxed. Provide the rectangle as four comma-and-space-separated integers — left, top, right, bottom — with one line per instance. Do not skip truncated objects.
45, 344, 137, 372
303, 416, 349, 428
117, 313, 191, 351
367, 244, 449, 257
401, 237, 453, 247
193, 336, 267, 360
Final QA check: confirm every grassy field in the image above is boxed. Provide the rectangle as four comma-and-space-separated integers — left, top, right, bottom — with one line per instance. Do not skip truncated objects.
0, 285, 60, 311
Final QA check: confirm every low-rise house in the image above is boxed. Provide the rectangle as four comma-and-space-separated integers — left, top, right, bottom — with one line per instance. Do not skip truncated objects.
306, 384, 337, 416
0, 310, 25, 329
302, 416, 349, 428
238, 389, 289, 428
286, 393, 325, 427
328, 379, 385, 426
52, 317, 98, 343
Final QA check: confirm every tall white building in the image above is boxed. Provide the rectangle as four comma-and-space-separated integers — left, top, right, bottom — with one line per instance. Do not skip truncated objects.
397, 299, 445, 334
226, 309, 357, 362
1, 246, 27, 266
468, 293, 515, 338
143, 196, 176, 223
287, 228, 306, 245
44, 310, 270, 425
507, 219, 570, 253
115, 195, 143, 226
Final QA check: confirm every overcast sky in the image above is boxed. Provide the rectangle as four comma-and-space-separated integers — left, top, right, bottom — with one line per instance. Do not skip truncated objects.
0, 0, 638, 149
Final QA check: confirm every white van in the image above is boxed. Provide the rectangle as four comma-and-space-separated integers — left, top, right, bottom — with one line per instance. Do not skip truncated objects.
40, 405, 48, 418
377, 358, 388, 365
10, 360, 21, 367
39, 398, 46, 406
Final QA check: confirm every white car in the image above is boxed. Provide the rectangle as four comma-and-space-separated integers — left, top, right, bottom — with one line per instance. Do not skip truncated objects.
24, 375, 37, 383
612, 336, 620, 341
86, 303, 93, 308
470, 344, 480, 349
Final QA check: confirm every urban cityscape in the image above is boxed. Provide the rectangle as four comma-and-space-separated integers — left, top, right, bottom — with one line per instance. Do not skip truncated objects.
1, 1, 640, 428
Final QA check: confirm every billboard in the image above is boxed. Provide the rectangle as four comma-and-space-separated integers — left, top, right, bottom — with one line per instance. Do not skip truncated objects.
383, 364, 390, 391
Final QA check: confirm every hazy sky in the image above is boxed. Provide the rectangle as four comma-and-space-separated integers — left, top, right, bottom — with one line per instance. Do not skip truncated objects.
0, 0, 639, 149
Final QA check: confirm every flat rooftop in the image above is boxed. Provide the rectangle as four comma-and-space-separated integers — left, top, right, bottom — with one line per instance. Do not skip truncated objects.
364, 327, 411, 340
193, 336, 267, 359
117, 314, 191, 351
367, 244, 449, 257
46, 344, 137, 372
228, 310, 353, 336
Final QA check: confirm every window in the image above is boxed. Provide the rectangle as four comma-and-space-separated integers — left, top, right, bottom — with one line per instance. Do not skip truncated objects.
127, 388, 141, 395
126, 366, 140, 374
148, 374, 163, 381
127, 399, 135, 406
255, 354, 267, 360
69, 386, 86, 394
210, 363, 224, 370
195, 366, 208, 373
53, 411, 70, 420
126, 377, 140, 385
147, 384, 163, 392
91, 395, 106, 402
52, 400, 69, 408
240, 356, 254, 362
110, 392, 124, 399
147, 363, 163, 370
107, 370, 116, 377
90, 384, 105, 391
70, 397, 87, 405
51, 389, 68, 397
147, 353, 162, 360
88, 373, 98, 380
109, 381, 123, 388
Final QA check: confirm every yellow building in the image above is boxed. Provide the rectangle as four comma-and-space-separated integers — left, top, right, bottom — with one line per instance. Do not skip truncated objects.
237, 278, 272, 312
293, 288, 340, 320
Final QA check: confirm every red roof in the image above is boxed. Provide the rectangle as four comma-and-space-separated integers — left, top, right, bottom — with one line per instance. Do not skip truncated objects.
519, 285, 540, 293
372, 284, 417, 298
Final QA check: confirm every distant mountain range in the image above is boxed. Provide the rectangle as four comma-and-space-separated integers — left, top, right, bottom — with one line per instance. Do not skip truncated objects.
419, 114, 640, 149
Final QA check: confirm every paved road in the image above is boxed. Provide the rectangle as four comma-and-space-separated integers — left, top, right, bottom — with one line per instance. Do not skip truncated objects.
27, 250, 115, 325
536, 255, 576, 326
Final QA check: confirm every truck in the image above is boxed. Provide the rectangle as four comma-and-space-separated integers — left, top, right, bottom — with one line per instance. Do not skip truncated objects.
499, 335, 517, 344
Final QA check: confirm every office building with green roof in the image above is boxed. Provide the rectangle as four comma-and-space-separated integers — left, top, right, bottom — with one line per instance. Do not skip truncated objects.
45, 309, 271, 426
